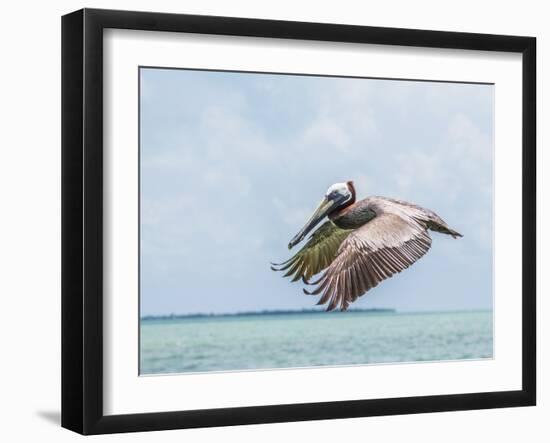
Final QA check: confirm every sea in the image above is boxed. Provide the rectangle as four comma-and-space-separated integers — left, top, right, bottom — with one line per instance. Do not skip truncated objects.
140, 310, 493, 375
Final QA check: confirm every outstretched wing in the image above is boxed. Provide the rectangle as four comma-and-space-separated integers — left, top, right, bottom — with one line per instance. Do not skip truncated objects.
271, 221, 353, 282
306, 213, 432, 311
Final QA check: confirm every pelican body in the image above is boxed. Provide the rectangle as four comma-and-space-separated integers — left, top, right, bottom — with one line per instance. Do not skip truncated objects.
272, 181, 462, 311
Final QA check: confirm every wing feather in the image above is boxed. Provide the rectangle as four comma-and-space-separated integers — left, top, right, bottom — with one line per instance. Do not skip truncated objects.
271, 221, 353, 282
312, 213, 432, 311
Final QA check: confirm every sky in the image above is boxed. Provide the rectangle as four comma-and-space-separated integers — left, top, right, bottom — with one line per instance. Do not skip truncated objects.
139, 67, 494, 316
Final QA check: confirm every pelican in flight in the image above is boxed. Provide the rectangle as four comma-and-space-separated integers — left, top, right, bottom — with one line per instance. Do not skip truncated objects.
271, 181, 462, 311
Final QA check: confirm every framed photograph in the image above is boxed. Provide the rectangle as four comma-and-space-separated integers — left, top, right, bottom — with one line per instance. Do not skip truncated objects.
61, 8, 536, 435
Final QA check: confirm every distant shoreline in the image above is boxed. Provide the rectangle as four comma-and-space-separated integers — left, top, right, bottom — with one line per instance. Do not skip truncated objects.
141, 307, 396, 321
141, 307, 494, 321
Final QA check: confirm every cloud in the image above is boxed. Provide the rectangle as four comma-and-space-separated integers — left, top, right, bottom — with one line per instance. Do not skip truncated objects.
140, 69, 494, 315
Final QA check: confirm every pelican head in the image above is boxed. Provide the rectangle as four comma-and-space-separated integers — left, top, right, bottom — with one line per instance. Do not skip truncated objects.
288, 181, 356, 249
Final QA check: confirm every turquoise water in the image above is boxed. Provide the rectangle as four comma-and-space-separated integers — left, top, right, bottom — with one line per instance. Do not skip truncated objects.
140, 310, 493, 375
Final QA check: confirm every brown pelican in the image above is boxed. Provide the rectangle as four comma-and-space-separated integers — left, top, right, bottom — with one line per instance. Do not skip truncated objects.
272, 181, 462, 311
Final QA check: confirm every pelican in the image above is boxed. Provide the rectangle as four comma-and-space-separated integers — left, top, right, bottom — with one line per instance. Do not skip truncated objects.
271, 181, 462, 311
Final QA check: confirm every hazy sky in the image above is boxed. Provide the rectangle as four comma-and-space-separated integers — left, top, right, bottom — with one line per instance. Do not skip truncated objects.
140, 68, 494, 316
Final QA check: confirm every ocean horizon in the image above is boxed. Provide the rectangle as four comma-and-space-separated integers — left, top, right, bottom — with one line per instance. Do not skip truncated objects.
140, 306, 399, 320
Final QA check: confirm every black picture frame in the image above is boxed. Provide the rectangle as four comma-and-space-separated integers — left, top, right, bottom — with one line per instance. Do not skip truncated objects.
61, 8, 536, 435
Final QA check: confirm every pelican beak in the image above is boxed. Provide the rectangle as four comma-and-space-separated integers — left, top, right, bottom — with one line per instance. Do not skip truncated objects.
288, 197, 334, 249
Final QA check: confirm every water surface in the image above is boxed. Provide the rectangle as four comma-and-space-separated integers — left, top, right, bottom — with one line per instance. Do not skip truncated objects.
140, 310, 493, 375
